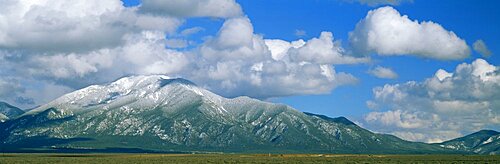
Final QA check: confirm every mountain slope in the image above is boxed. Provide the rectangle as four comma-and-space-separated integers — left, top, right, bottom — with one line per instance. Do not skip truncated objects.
0, 75, 455, 153
0, 101, 24, 122
437, 130, 500, 155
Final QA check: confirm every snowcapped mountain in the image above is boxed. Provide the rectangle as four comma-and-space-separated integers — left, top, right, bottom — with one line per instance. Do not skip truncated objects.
0, 75, 457, 153
0, 101, 25, 122
437, 130, 500, 155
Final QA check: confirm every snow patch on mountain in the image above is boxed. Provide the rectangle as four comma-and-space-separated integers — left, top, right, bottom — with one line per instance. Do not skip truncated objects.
0, 113, 8, 122
25, 75, 263, 120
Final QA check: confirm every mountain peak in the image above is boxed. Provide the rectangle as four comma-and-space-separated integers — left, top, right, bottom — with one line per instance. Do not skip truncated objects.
110, 75, 196, 89
437, 129, 500, 155
0, 101, 19, 109
0, 101, 25, 119
303, 112, 356, 126
27, 75, 204, 116
473, 130, 499, 135
441, 129, 500, 144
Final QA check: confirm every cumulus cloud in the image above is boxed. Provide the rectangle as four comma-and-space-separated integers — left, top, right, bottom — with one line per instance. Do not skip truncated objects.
139, 0, 243, 18
190, 17, 361, 98
0, 0, 242, 53
368, 66, 398, 79
205, 17, 256, 51
364, 59, 500, 143
17, 31, 190, 85
0, 0, 182, 52
264, 32, 370, 65
353, 0, 413, 6
349, 6, 470, 60
287, 32, 370, 65
473, 40, 493, 58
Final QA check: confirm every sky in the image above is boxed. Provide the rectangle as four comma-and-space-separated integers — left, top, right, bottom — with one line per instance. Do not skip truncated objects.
0, 0, 498, 143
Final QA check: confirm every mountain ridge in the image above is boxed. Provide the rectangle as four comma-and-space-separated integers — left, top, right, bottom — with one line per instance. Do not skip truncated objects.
0, 75, 490, 154
303, 112, 356, 126
437, 130, 500, 155
0, 101, 25, 122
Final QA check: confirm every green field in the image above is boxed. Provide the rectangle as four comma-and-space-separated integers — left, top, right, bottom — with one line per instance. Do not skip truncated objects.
0, 154, 499, 164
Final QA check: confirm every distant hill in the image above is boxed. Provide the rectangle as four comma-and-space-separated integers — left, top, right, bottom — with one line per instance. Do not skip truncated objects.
436, 130, 500, 155
0, 101, 25, 122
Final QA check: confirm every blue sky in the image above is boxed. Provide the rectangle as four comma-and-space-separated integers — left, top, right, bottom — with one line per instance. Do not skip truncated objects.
0, 0, 498, 143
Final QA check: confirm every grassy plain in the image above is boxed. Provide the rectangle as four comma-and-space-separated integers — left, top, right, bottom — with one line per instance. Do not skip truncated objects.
0, 153, 498, 164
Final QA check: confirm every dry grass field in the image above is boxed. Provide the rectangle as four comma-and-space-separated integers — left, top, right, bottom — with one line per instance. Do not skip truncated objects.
0, 154, 499, 164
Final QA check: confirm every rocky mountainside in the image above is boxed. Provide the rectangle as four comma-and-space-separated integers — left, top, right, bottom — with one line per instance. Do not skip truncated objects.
0, 75, 459, 153
437, 130, 500, 155
0, 101, 25, 122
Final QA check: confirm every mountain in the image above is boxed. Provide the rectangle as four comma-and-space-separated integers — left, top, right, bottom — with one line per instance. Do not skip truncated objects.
0, 101, 25, 122
436, 130, 500, 155
0, 75, 456, 153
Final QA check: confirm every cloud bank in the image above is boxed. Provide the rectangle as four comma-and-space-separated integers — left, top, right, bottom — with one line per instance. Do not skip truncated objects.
0, 0, 182, 52
364, 59, 500, 143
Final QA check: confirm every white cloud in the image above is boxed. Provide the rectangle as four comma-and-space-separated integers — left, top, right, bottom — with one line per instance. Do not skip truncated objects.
364, 59, 500, 143
473, 40, 492, 58
165, 39, 189, 48
0, 78, 24, 99
0, 0, 182, 52
287, 32, 370, 65
191, 17, 360, 98
21, 31, 189, 80
265, 39, 298, 61
198, 17, 271, 63
434, 69, 453, 81
180, 27, 204, 36
211, 17, 255, 49
349, 6, 470, 60
139, 0, 243, 18
134, 15, 183, 33
1, 30, 192, 102
391, 131, 458, 143
366, 100, 379, 110
368, 66, 398, 79
365, 109, 428, 129
264, 32, 370, 65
